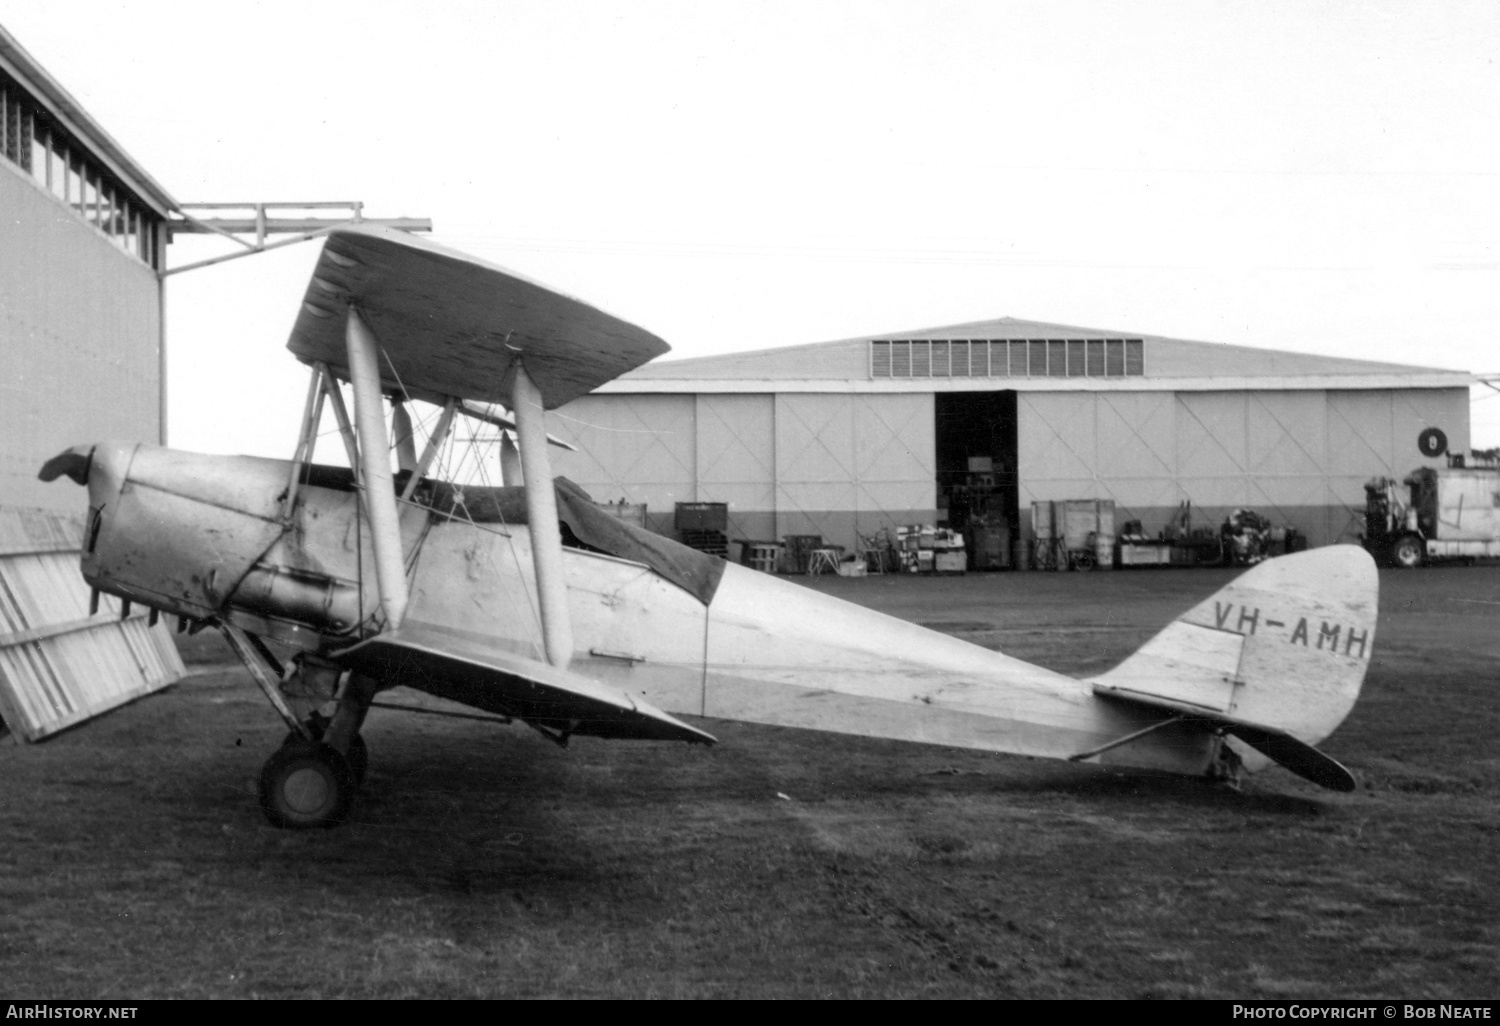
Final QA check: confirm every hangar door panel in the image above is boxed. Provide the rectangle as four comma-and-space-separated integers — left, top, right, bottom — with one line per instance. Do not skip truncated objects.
852, 394, 935, 517
1394, 388, 1468, 463
548, 395, 696, 512
1326, 391, 1395, 475
775, 394, 857, 539
1175, 393, 1249, 507
1245, 391, 1329, 513
1324, 389, 1466, 542
1093, 393, 1179, 510
697, 394, 775, 539
1017, 393, 1098, 503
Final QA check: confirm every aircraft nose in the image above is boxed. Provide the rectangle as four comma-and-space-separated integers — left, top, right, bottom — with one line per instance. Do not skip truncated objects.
38, 445, 95, 486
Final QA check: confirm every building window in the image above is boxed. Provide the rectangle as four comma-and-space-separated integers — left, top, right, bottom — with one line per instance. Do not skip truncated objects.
931, 340, 950, 377
0, 70, 162, 269
950, 340, 969, 377
871, 337, 1146, 378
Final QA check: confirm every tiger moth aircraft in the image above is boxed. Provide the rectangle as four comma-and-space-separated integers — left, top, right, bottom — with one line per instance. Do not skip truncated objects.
41, 226, 1379, 828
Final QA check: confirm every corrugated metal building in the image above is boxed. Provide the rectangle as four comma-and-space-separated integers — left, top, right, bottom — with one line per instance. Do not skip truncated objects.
545, 318, 1472, 553
0, 26, 183, 739
0, 25, 174, 511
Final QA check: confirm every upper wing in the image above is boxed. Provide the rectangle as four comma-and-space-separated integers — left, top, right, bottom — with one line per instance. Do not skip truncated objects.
332, 624, 715, 745
287, 225, 670, 408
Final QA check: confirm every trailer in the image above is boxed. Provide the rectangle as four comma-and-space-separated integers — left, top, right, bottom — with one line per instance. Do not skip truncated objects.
1363, 465, 1500, 568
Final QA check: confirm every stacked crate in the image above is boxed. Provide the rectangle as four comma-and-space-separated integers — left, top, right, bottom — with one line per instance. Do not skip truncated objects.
743, 541, 782, 573
968, 521, 1011, 570
675, 502, 729, 557
780, 534, 823, 574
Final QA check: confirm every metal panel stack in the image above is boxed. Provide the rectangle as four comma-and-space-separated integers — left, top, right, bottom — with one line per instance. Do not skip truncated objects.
0, 507, 184, 742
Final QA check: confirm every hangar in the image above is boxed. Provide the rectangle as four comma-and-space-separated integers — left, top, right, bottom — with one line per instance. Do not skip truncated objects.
0, 26, 174, 512
546, 318, 1473, 556
0, 25, 182, 741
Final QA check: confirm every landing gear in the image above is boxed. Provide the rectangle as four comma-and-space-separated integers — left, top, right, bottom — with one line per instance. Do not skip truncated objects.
258, 737, 357, 829
281, 728, 368, 784
346, 731, 369, 785
1390, 534, 1425, 569
258, 670, 381, 829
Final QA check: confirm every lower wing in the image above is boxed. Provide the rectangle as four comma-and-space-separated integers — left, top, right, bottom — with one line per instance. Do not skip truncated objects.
333, 625, 715, 745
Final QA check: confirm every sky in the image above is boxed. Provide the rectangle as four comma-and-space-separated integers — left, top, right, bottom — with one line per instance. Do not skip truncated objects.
4, 0, 1498, 456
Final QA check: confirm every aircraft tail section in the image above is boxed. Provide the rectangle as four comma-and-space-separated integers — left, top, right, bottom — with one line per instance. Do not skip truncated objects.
1089, 545, 1377, 787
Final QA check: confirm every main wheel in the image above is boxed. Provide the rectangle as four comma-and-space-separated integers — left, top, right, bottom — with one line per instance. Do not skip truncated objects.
258, 739, 357, 829
282, 728, 366, 784
1390, 534, 1424, 569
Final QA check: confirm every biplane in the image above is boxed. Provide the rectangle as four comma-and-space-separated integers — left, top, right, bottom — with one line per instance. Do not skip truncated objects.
41, 226, 1378, 828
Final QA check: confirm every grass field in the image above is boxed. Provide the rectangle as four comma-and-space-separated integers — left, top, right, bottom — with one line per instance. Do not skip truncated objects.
1, 562, 1496, 998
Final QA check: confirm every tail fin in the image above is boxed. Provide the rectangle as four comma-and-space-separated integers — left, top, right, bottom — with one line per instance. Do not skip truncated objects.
1090, 546, 1377, 787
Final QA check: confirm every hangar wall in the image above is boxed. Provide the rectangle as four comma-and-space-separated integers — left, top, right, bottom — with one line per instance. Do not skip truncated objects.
1018, 387, 1469, 547
0, 160, 162, 511
549, 392, 936, 548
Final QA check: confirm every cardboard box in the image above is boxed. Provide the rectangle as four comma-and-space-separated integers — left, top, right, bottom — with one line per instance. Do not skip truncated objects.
967, 456, 994, 473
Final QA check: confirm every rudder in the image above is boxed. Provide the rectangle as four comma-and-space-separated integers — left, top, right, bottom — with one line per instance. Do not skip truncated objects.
1091, 545, 1378, 746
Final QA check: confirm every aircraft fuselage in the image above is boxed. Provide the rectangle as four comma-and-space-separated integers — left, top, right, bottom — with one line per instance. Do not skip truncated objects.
69, 441, 1240, 781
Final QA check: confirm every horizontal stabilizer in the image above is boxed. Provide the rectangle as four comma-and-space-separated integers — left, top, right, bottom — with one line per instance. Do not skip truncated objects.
288, 226, 670, 409
1094, 685, 1356, 792
333, 625, 715, 745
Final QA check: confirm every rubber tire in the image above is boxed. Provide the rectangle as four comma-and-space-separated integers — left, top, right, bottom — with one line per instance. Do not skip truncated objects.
1072, 551, 1096, 572
1391, 535, 1424, 569
282, 728, 366, 784
1418, 427, 1448, 459
259, 739, 356, 829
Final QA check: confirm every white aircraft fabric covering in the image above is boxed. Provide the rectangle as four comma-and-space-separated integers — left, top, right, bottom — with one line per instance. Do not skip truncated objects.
334, 625, 715, 744
288, 226, 670, 409
423, 477, 727, 607
1092, 689, 1358, 791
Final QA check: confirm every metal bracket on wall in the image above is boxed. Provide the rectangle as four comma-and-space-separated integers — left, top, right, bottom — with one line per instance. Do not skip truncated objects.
162, 201, 432, 276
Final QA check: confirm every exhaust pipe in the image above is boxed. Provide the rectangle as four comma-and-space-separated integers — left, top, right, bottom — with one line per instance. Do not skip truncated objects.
38, 446, 95, 486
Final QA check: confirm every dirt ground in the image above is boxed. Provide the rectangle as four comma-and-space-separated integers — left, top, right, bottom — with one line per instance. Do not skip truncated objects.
1, 561, 1496, 998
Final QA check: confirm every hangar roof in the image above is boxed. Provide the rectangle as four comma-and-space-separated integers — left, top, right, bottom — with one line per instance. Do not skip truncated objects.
600, 316, 1472, 395
0, 25, 177, 217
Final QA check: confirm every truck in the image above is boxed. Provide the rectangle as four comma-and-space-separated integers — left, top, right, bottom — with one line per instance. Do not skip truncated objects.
1362, 465, 1500, 568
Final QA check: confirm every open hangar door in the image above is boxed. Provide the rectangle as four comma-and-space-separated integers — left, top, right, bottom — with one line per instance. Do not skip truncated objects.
934, 391, 1018, 569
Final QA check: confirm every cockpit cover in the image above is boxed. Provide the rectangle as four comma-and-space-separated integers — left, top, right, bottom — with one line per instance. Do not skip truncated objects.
424, 478, 726, 606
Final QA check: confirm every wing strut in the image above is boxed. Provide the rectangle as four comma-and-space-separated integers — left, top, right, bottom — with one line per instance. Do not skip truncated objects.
401, 397, 458, 503
511, 360, 573, 668
499, 432, 521, 487
345, 308, 410, 630
391, 401, 419, 473
280, 365, 327, 521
